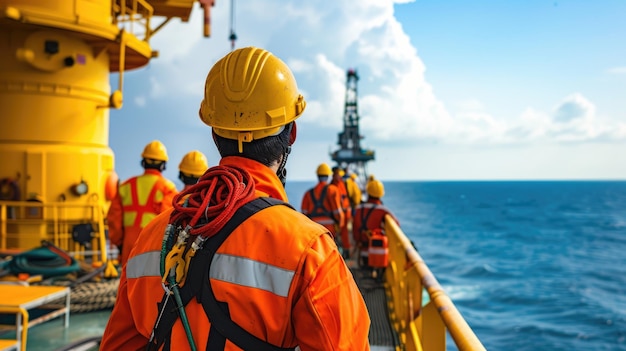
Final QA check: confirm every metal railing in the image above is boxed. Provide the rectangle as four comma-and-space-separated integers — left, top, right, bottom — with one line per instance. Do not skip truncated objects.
0, 201, 108, 264
112, 0, 154, 41
384, 215, 486, 351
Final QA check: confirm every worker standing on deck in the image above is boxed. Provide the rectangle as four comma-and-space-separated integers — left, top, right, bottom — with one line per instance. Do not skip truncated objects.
178, 150, 209, 190
301, 163, 345, 240
353, 179, 399, 269
106, 140, 178, 266
101, 47, 370, 351
331, 166, 353, 258
346, 172, 362, 211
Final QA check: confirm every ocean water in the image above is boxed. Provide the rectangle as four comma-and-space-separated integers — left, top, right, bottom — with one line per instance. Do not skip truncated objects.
285, 180, 626, 351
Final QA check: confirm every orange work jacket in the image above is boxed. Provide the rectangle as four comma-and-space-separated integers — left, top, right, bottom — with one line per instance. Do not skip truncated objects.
100, 157, 370, 351
300, 181, 345, 237
331, 177, 352, 250
106, 169, 177, 265
352, 199, 399, 249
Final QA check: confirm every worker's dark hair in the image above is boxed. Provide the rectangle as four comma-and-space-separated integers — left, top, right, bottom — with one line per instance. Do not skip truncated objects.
213, 122, 293, 167
179, 172, 199, 186
141, 159, 166, 172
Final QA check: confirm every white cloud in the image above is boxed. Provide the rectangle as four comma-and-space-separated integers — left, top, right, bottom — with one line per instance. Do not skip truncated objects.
607, 66, 626, 74
128, 0, 626, 150
134, 95, 146, 107
552, 93, 595, 123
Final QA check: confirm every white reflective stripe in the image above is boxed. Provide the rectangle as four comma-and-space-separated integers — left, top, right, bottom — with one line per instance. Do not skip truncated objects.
126, 251, 296, 298
210, 253, 294, 298
368, 248, 388, 255
127, 250, 161, 278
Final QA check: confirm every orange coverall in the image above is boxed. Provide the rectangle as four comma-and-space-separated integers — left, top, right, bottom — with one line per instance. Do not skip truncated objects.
353, 198, 399, 260
332, 176, 353, 251
106, 168, 177, 265
300, 181, 345, 238
101, 157, 370, 351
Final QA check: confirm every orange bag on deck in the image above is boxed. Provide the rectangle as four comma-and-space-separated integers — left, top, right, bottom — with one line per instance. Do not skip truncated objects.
368, 229, 388, 268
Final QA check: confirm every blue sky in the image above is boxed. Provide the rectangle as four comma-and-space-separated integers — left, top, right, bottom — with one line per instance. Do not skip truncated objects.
110, 0, 626, 186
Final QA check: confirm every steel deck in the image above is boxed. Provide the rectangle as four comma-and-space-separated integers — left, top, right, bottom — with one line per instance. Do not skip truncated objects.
349, 260, 399, 350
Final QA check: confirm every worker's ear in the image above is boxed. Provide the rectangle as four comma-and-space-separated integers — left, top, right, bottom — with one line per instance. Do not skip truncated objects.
288, 122, 297, 146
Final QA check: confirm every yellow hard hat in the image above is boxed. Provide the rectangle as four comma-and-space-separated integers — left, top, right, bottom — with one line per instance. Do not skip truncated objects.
141, 140, 168, 162
350, 173, 357, 180
199, 47, 306, 153
178, 150, 209, 178
332, 166, 345, 177
366, 179, 385, 198
316, 163, 332, 176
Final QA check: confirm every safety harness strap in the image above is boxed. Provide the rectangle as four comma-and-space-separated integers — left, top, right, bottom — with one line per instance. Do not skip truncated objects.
199, 197, 296, 351
359, 203, 378, 235
147, 197, 296, 351
307, 185, 333, 220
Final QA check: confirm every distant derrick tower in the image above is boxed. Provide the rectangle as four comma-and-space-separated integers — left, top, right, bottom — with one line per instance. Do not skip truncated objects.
331, 68, 375, 185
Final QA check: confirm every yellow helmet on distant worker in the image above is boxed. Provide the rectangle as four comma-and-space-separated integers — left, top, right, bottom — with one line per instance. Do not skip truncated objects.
332, 166, 345, 177
179, 150, 209, 178
141, 140, 168, 162
316, 163, 332, 176
199, 47, 306, 153
366, 179, 385, 198
350, 173, 358, 180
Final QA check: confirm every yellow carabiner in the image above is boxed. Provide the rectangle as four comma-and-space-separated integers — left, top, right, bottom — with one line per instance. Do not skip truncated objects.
162, 226, 192, 285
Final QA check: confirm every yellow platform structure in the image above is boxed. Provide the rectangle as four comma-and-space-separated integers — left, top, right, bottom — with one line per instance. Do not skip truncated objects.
0, 285, 70, 351
0, 0, 213, 268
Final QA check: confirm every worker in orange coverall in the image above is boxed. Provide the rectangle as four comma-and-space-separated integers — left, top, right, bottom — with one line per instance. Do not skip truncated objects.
353, 178, 399, 269
101, 46, 370, 351
301, 163, 345, 240
106, 140, 178, 266
331, 166, 353, 258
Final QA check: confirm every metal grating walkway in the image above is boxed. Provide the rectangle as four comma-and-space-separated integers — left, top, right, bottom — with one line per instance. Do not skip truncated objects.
350, 262, 399, 350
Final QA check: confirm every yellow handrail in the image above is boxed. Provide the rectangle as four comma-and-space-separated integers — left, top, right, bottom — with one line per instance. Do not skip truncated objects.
384, 215, 486, 351
0, 305, 29, 351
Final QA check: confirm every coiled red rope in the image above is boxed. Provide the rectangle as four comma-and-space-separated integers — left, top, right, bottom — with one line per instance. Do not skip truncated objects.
170, 165, 256, 239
